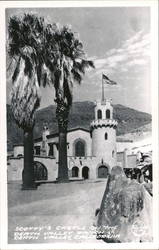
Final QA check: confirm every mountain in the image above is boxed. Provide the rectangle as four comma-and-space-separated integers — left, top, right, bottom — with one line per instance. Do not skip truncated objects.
7, 102, 152, 151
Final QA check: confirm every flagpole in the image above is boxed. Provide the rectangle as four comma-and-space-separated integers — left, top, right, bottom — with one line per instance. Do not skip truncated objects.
102, 73, 104, 101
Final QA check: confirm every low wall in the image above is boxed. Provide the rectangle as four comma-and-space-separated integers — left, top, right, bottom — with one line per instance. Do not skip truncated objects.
7, 157, 23, 181
127, 154, 137, 169
8, 156, 58, 182
117, 152, 124, 167
117, 152, 137, 169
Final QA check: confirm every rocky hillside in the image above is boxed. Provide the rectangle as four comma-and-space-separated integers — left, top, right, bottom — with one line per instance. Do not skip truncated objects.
7, 102, 152, 151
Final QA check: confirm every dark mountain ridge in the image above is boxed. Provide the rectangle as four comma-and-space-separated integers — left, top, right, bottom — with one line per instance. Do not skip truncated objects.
7, 101, 151, 151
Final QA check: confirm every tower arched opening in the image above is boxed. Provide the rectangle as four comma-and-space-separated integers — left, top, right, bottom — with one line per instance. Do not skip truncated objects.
106, 109, 110, 119
97, 109, 102, 119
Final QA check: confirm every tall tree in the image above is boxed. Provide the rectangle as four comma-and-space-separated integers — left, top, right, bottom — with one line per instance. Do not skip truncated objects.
8, 14, 46, 189
8, 14, 94, 185
43, 25, 95, 182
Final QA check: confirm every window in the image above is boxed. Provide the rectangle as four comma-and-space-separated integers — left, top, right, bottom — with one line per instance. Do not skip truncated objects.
97, 109, 102, 119
105, 133, 108, 140
106, 109, 110, 119
75, 140, 85, 156
34, 146, 41, 155
48, 143, 54, 156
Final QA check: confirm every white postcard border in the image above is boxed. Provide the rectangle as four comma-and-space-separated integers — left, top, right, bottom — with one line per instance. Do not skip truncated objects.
0, 1, 158, 249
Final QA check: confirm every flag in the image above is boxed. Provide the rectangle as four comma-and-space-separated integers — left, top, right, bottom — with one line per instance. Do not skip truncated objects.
102, 74, 117, 85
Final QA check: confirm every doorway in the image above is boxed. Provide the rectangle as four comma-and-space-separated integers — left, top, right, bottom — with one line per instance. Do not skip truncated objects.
82, 166, 89, 179
98, 165, 108, 178
34, 161, 48, 180
72, 166, 79, 177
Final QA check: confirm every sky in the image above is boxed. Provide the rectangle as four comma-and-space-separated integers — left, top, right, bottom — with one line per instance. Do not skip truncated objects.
6, 7, 151, 113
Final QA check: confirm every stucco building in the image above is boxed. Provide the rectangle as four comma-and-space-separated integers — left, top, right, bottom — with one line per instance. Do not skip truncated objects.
8, 99, 140, 182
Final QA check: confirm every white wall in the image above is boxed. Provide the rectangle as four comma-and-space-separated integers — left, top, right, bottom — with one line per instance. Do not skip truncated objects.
68, 156, 97, 179
13, 146, 24, 157
92, 126, 117, 169
7, 157, 23, 181
9, 129, 143, 182
68, 155, 115, 179
34, 156, 58, 181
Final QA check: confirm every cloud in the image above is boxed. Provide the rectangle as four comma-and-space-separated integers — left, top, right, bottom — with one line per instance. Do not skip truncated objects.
89, 30, 150, 79
127, 58, 147, 67
95, 58, 107, 69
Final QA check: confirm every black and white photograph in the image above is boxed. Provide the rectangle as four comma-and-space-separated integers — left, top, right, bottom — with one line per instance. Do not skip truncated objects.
0, 0, 158, 249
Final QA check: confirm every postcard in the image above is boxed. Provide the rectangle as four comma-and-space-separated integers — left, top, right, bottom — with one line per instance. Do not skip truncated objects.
0, 1, 158, 249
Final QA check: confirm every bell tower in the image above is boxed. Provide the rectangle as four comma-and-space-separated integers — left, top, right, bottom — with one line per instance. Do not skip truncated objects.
90, 99, 117, 169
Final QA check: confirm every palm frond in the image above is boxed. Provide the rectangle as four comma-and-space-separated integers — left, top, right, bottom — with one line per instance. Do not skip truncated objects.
63, 78, 73, 106
12, 57, 21, 82
10, 57, 41, 130
71, 68, 82, 84
8, 14, 95, 131
83, 59, 95, 69
8, 16, 22, 57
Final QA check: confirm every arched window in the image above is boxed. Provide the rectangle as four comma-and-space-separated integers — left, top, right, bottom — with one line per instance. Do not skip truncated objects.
106, 109, 110, 119
72, 166, 79, 177
97, 109, 102, 119
105, 133, 108, 140
75, 140, 85, 156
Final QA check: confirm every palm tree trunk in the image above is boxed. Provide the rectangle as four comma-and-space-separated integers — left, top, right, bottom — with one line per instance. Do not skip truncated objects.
22, 127, 37, 189
57, 130, 69, 181
56, 99, 69, 182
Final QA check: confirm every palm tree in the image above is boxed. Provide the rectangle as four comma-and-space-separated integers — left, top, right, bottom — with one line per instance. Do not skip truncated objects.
8, 14, 46, 189
43, 25, 95, 182
8, 14, 94, 185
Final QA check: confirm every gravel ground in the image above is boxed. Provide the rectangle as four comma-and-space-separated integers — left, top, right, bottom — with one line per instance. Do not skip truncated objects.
8, 179, 107, 245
